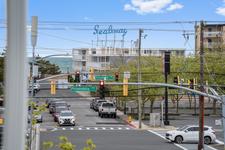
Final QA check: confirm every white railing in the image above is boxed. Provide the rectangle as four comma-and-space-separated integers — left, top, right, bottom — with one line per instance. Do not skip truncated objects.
204, 31, 223, 38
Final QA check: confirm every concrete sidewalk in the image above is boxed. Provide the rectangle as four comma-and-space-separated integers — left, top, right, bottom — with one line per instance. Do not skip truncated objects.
117, 110, 176, 131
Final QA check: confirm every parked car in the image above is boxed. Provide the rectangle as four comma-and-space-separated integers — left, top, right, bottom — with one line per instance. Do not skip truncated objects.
90, 98, 97, 109
49, 101, 69, 114
93, 99, 107, 111
52, 106, 69, 122
28, 83, 40, 94
98, 102, 117, 118
46, 98, 62, 108
34, 113, 43, 123
58, 110, 76, 126
165, 125, 216, 144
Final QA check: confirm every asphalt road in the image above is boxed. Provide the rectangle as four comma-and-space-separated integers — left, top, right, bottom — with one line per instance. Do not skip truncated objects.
36, 88, 223, 150
40, 129, 183, 150
36, 89, 183, 150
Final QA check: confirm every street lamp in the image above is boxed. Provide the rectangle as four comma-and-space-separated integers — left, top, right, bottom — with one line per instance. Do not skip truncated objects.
29, 16, 38, 150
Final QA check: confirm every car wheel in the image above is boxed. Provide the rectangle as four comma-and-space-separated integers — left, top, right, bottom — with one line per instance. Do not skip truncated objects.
175, 136, 183, 144
204, 136, 211, 145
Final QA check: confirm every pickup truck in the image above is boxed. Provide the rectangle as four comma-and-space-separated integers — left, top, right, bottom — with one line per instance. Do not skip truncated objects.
98, 102, 117, 118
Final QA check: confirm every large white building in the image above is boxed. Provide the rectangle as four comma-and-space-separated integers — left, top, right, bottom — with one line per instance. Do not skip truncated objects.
72, 47, 185, 72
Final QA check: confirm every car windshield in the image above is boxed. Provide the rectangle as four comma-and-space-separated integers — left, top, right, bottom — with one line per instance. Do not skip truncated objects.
55, 107, 67, 113
177, 125, 189, 131
102, 103, 114, 107
60, 112, 73, 116
55, 102, 67, 106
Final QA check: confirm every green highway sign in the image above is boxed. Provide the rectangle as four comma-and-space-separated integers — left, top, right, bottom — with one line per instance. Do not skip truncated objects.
95, 75, 114, 81
71, 86, 97, 92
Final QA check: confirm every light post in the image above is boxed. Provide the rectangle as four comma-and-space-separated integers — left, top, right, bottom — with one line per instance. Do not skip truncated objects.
29, 16, 38, 150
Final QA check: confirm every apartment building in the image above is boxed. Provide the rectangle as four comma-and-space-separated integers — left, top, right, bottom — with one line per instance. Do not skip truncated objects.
195, 24, 225, 53
72, 48, 185, 72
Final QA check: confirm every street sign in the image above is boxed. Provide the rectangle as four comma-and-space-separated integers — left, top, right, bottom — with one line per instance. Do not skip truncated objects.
124, 71, 130, 79
95, 75, 114, 81
71, 86, 97, 92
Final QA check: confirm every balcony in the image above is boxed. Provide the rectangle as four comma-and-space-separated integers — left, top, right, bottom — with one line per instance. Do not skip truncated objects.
73, 55, 87, 62
204, 32, 223, 38
205, 42, 221, 49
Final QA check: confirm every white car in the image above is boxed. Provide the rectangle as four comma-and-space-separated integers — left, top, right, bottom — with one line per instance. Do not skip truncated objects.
165, 125, 216, 145
58, 110, 76, 126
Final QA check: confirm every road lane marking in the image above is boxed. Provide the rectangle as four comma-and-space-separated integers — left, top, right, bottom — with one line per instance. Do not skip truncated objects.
94, 127, 98, 130
51, 128, 57, 131
215, 139, 224, 145
86, 127, 90, 130
62, 128, 66, 130
206, 145, 219, 150
78, 127, 82, 130
70, 128, 74, 130
147, 130, 188, 150
102, 127, 106, 130
110, 127, 114, 130
118, 127, 122, 130
126, 127, 130, 130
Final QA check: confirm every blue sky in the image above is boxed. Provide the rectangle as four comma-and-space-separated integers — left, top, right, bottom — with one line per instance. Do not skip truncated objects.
1, 0, 225, 56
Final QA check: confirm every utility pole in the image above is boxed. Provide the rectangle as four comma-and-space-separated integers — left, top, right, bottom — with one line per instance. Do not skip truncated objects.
198, 20, 204, 150
5, 0, 27, 150
138, 29, 143, 129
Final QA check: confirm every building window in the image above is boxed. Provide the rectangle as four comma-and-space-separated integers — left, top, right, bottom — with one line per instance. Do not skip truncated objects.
92, 51, 96, 54
208, 39, 212, 43
208, 28, 212, 32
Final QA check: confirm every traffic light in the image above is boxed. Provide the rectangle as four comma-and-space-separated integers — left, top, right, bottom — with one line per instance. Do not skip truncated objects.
163, 51, 171, 74
75, 72, 80, 83
67, 75, 74, 82
173, 76, 180, 85
99, 80, 105, 99
123, 78, 128, 96
89, 67, 94, 81
174, 77, 178, 85
115, 72, 119, 81
189, 79, 194, 89
50, 80, 56, 95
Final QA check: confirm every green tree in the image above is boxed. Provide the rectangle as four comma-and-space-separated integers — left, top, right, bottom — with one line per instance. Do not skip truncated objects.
58, 136, 75, 150
34, 57, 61, 77
83, 138, 96, 150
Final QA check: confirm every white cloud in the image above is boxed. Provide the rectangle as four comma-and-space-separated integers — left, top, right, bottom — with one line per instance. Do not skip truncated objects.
216, 7, 225, 16
215, 0, 225, 16
167, 3, 183, 11
123, 0, 183, 14
124, 4, 136, 11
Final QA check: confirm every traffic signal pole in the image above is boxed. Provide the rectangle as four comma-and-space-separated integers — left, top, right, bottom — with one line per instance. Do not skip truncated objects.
164, 72, 169, 125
